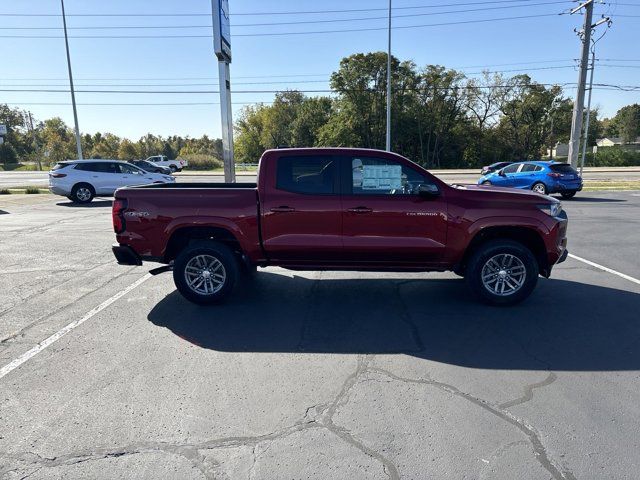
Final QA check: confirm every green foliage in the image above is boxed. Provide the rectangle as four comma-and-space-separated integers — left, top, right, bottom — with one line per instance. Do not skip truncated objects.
586, 147, 640, 167
0, 143, 18, 166
179, 154, 223, 170
0, 188, 10, 195
24, 186, 41, 194
604, 104, 640, 143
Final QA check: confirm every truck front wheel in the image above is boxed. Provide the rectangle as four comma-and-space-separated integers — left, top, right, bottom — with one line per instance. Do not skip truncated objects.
465, 240, 539, 306
173, 240, 238, 305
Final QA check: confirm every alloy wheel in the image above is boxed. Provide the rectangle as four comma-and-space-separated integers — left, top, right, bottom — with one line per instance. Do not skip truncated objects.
184, 254, 227, 295
480, 253, 527, 296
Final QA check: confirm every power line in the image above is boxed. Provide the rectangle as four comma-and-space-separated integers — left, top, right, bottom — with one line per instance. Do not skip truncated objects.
0, 65, 597, 88
2, 82, 639, 94
0, 1, 570, 30
0, 0, 581, 17
0, 13, 564, 39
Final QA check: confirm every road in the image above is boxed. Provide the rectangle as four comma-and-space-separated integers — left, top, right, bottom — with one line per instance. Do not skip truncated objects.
2, 167, 640, 188
0, 192, 639, 479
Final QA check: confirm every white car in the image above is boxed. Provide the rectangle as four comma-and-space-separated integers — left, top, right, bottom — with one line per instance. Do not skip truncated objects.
144, 155, 188, 172
48, 159, 175, 203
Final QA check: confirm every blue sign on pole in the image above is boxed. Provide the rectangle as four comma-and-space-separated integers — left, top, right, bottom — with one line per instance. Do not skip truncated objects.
213, 0, 231, 62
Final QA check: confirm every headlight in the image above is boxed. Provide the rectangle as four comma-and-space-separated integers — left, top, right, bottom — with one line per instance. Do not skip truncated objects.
537, 202, 562, 217
163, 175, 174, 182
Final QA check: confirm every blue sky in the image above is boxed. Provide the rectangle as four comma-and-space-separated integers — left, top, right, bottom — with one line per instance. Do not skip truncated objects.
1, 0, 639, 140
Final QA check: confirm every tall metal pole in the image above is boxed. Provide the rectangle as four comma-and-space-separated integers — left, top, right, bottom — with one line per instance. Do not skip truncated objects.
579, 48, 596, 176
385, 0, 392, 152
567, 0, 593, 167
218, 60, 235, 182
60, 0, 83, 159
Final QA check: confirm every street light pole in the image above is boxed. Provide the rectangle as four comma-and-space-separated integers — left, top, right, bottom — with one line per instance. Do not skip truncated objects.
60, 0, 83, 160
385, 0, 392, 152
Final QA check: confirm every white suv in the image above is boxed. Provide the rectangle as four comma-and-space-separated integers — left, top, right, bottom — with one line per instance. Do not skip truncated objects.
49, 159, 175, 203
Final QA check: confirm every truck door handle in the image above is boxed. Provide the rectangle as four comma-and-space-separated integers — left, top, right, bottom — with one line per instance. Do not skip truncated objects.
347, 206, 372, 214
270, 206, 295, 213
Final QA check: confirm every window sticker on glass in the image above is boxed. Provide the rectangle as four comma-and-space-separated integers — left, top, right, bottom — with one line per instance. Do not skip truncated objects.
361, 164, 402, 190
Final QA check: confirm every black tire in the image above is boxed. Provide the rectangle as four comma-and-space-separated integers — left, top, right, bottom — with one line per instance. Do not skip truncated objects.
173, 240, 238, 305
465, 239, 539, 306
531, 182, 547, 195
169, 165, 178, 173
70, 183, 95, 204
561, 191, 576, 199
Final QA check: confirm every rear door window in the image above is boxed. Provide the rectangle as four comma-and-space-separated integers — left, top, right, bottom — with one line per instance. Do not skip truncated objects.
549, 164, 577, 174
276, 156, 337, 195
521, 164, 537, 172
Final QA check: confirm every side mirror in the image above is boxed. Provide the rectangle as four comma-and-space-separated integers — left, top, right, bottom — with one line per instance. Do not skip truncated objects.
418, 183, 440, 199
499, 169, 506, 177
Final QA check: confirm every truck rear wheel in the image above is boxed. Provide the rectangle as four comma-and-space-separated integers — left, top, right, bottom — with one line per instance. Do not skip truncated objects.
465, 239, 538, 306
173, 240, 238, 305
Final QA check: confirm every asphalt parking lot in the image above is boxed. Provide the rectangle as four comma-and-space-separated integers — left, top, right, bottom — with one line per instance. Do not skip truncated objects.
1, 191, 639, 479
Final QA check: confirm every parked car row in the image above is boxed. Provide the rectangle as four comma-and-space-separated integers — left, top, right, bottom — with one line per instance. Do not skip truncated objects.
478, 160, 583, 199
49, 159, 175, 203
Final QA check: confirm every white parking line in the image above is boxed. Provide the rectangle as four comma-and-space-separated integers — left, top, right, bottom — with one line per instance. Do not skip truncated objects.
568, 254, 640, 286
0, 273, 151, 380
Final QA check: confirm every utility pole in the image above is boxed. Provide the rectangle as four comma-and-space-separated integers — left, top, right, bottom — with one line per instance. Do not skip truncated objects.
579, 16, 611, 174
385, 0, 392, 152
27, 112, 42, 170
60, 0, 83, 159
579, 49, 595, 175
567, 0, 593, 167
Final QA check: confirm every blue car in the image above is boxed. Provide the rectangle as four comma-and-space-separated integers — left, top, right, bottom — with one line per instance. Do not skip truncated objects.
478, 161, 583, 198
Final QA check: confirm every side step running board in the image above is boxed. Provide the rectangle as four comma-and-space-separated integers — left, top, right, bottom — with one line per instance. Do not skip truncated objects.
149, 264, 173, 276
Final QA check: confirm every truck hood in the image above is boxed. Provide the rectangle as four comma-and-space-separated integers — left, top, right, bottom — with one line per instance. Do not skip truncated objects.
452, 184, 560, 204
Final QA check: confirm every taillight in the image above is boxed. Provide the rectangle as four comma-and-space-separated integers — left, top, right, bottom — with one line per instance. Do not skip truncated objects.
50, 173, 67, 178
547, 173, 561, 178
112, 198, 128, 233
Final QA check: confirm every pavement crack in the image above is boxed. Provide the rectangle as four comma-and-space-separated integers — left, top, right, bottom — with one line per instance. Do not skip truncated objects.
368, 366, 576, 480
310, 355, 400, 480
392, 281, 425, 353
497, 334, 558, 410
499, 372, 558, 409
478, 440, 528, 479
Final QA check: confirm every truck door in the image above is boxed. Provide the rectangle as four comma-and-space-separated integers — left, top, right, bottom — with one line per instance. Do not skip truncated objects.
341, 155, 448, 264
261, 154, 343, 262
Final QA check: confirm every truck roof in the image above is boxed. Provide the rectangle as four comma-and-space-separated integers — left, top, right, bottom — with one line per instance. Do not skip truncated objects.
263, 147, 410, 159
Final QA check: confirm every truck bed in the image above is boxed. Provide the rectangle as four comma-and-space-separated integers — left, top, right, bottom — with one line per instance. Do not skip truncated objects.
115, 182, 262, 261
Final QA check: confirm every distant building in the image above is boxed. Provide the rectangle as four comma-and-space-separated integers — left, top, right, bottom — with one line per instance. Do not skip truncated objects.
547, 142, 569, 158
596, 137, 640, 147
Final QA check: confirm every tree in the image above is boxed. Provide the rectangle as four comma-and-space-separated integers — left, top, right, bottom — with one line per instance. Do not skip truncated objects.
604, 104, 640, 143
0, 143, 18, 166
91, 133, 121, 159
42, 117, 75, 163
118, 139, 138, 160
496, 75, 569, 159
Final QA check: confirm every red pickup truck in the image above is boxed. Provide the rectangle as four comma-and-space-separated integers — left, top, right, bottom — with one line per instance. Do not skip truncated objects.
112, 148, 568, 306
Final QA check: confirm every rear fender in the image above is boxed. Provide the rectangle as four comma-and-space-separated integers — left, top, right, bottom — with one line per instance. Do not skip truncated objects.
163, 216, 259, 261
